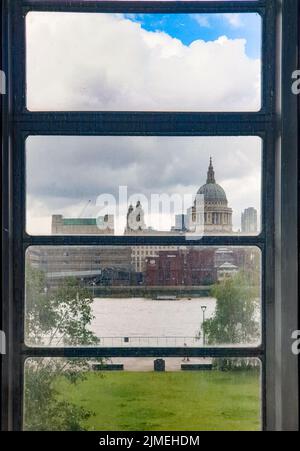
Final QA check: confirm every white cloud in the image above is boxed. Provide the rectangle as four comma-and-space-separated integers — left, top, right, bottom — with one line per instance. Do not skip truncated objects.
221, 13, 244, 28
26, 12, 260, 111
193, 14, 211, 28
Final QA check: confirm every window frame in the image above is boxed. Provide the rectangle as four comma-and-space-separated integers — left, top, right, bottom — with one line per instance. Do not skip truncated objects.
1, 0, 298, 432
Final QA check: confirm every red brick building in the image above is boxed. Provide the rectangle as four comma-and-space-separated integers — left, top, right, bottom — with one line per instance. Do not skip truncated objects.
185, 248, 217, 285
145, 248, 217, 286
145, 251, 185, 286
145, 247, 259, 287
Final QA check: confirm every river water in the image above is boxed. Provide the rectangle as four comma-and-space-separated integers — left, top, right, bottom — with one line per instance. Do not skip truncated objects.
91, 297, 216, 347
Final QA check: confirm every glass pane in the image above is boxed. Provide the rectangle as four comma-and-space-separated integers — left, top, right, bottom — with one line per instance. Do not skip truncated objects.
25, 246, 261, 347
24, 357, 261, 431
26, 12, 261, 111
26, 136, 262, 236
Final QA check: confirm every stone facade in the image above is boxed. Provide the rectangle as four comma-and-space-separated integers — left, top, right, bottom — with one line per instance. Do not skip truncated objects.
188, 158, 233, 234
51, 214, 114, 235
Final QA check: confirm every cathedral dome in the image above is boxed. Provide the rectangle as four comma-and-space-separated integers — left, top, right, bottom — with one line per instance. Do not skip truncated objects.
197, 158, 228, 205
197, 183, 227, 204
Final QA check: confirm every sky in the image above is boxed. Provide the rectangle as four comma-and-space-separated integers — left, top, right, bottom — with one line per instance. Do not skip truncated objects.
26, 12, 261, 111
25, 12, 262, 235
26, 136, 261, 235
124, 13, 261, 59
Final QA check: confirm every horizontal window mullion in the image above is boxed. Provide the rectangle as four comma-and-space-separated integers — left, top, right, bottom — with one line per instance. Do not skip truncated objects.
21, 346, 264, 359
22, 0, 267, 15
14, 113, 274, 133
14, 112, 274, 123
23, 234, 265, 248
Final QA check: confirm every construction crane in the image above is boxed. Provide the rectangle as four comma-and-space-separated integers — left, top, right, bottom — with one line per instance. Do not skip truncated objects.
79, 200, 92, 218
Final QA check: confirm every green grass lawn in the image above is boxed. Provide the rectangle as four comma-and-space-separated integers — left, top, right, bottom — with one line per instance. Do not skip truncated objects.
56, 370, 261, 431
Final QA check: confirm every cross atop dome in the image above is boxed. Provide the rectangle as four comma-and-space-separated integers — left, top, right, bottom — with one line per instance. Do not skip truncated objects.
206, 157, 216, 184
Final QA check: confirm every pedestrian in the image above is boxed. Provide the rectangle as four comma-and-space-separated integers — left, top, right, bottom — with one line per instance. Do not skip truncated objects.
182, 343, 190, 362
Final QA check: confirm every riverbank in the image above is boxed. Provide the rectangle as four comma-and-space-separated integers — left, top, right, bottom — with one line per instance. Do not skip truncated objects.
90, 285, 212, 298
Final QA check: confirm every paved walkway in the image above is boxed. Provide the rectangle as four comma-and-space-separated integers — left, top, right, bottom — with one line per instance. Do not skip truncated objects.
110, 357, 212, 372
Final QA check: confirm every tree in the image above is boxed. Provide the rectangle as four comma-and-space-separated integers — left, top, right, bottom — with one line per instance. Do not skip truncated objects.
202, 271, 260, 370
24, 262, 100, 431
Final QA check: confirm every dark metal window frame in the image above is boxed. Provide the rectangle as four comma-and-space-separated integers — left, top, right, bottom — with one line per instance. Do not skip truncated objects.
1, 0, 298, 432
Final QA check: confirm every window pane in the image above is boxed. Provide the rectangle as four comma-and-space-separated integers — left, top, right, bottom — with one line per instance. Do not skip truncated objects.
25, 246, 261, 348
26, 12, 261, 111
26, 136, 262, 236
24, 357, 261, 431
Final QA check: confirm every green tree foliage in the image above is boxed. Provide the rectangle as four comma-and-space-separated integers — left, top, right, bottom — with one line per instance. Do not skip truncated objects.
26, 264, 98, 347
202, 271, 260, 370
24, 262, 100, 431
203, 271, 260, 346
24, 360, 93, 431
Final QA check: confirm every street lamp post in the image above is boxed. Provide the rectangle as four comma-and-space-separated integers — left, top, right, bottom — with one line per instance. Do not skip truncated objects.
92, 281, 96, 299
201, 305, 207, 347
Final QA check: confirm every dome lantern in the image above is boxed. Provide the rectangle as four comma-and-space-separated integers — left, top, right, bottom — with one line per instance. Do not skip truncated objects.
207, 157, 216, 184
197, 158, 228, 205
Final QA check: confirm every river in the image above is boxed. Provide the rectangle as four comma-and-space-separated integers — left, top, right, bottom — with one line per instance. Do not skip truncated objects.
91, 297, 216, 347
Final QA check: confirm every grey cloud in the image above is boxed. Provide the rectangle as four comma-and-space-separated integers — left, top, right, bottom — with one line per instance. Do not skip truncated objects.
27, 136, 261, 233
